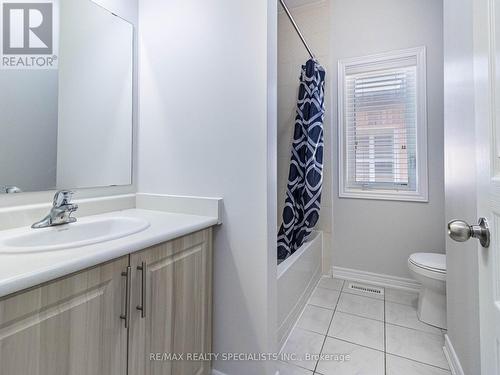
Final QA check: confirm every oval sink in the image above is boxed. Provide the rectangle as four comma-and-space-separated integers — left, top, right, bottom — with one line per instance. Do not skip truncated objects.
0, 217, 150, 253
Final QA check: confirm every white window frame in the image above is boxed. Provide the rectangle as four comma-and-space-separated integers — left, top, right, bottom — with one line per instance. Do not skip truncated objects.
338, 46, 428, 202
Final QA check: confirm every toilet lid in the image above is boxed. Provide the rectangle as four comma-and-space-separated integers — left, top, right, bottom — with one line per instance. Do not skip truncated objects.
409, 253, 446, 272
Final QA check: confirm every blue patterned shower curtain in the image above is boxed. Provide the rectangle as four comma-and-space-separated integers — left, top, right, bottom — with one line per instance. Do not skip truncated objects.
277, 59, 326, 263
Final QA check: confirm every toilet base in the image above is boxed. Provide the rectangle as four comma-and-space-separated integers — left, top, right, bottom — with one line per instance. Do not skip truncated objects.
417, 286, 447, 329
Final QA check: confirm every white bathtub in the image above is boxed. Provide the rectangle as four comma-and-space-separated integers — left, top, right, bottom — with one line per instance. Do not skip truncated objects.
276, 231, 323, 349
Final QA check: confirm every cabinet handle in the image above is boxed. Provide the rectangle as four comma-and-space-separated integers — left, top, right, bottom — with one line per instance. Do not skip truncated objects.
120, 266, 132, 328
136, 262, 146, 318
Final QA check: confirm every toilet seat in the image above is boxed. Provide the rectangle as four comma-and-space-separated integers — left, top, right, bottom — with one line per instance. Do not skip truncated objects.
408, 253, 446, 281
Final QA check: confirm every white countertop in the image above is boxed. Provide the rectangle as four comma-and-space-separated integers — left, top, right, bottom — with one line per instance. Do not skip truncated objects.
0, 208, 218, 298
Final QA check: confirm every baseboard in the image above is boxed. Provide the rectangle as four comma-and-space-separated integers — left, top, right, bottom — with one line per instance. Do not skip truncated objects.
443, 334, 465, 375
332, 266, 420, 292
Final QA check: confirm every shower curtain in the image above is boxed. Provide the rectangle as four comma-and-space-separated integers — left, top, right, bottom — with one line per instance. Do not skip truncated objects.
277, 59, 326, 263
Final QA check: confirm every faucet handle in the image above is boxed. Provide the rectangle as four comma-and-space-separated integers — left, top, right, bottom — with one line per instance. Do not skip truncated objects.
53, 190, 74, 207
2, 185, 22, 194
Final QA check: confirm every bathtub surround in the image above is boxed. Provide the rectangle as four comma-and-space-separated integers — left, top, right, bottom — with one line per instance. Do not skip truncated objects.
277, 59, 326, 262
277, 231, 322, 348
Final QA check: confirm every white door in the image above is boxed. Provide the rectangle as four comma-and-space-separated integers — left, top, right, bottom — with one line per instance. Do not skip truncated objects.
447, 0, 500, 373
475, 0, 500, 373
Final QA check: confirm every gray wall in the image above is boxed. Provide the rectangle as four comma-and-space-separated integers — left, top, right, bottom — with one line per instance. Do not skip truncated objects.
443, 0, 481, 372
0, 71, 58, 192
331, 0, 445, 279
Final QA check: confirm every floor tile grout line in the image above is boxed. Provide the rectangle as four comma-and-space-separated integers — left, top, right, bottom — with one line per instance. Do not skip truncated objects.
322, 329, 384, 351
294, 326, 328, 337
386, 352, 452, 372
385, 321, 446, 337
307, 299, 339, 311
313, 282, 341, 372
277, 360, 314, 374
384, 323, 449, 370
307, 288, 342, 310
280, 276, 324, 367
334, 308, 385, 323
316, 285, 344, 293
287, 279, 447, 374
313, 279, 344, 374
384, 298, 419, 307
306, 303, 335, 310
295, 324, 386, 353
283, 278, 340, 373
316, 279, 447, 373
321, 335, 385, 353
303, 303, 338, 313
336, 291, 386, 322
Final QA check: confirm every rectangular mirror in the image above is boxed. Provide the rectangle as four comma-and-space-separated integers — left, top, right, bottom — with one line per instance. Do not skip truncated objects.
0, 0, 134, 193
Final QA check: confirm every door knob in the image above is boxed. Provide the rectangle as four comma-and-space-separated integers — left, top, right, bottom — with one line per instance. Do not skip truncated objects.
448, 217, 490, 248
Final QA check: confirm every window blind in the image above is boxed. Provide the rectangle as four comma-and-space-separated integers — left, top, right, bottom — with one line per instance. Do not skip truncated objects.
344, 65, 418, 192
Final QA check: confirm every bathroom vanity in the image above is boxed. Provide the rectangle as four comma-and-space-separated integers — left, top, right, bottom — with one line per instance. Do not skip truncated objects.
0, 208, 217, 375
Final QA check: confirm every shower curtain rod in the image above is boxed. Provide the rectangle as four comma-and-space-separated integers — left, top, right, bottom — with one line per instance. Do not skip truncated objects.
279, 0, 316, 60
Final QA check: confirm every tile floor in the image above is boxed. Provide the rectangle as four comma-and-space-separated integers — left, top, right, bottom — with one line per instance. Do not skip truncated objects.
280, 277, 451, 375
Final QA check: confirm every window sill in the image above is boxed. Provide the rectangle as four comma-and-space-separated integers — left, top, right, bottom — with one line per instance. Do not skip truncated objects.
339, 189, 428, 203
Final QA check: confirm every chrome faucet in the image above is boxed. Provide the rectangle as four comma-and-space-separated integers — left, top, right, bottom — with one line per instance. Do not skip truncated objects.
31, 190, 79, 229
1, 185, 22, 194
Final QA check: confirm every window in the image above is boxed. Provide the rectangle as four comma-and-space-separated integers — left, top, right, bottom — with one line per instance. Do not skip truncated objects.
338, 47, 428, 202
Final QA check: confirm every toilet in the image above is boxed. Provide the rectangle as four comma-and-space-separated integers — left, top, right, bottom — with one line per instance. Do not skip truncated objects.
408, 252, 447, 329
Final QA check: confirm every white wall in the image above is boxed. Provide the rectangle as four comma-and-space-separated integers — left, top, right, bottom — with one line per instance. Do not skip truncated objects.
443, 0, 481, 372
137, 0, 276, 374
278, 1, 333, 274
330, 0, 445, 279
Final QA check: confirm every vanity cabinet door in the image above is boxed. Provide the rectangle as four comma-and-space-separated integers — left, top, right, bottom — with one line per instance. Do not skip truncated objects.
128, 228, 213, 375
0, 256, 129, 375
